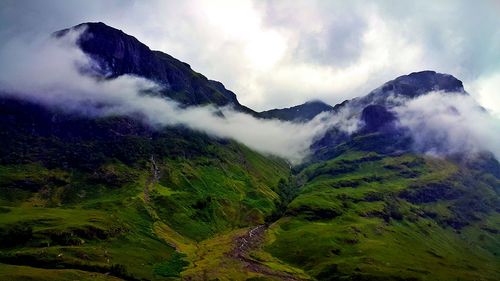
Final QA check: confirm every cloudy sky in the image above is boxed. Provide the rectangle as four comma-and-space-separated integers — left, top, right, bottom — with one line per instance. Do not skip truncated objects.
1, 0, 500, 113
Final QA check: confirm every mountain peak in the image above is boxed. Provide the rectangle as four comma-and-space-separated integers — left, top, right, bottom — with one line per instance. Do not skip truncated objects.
55, 22, 138, 45
71, 21, 118, 30
76, 21, 116, 28
351, 70, 465, 109
303, 99, 329, 105
388, 70, 465, 96
260, 100, 334, 122
377, 70, 465, 99
53, 22, 249, 111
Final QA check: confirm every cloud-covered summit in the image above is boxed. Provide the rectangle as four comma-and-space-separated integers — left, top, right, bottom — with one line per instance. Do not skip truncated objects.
54, 22, 248, 111
0, 21, 499, 164
1, 0, 500, 114
0, 26, 337, 163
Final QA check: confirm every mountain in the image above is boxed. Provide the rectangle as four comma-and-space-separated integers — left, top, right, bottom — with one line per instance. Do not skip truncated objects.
0, 23, 499, 281
267, 143, 500, 281
55, 22, 255, 114
268, 72, 500, 281
261, 71, 465, 123
0, 96, 292, 280
351, 70, 466, 109
309, 70, 468, 162
260, 100, 334, 122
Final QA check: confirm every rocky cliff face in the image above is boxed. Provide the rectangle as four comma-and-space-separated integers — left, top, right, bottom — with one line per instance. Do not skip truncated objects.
308, 71, 466, 162
261, 71, 465, 123
353, 70, 466, 108
360, 104, 397, 133
55, 22, 253, 112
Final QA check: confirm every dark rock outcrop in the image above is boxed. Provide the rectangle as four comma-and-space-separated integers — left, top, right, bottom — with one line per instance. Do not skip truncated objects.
55, 22, 254, 113
260, 100, 334, 122
360, 104, 396, 133
308, 71, 466, 161
381, 70, 464, 97
353, 71, 466, 108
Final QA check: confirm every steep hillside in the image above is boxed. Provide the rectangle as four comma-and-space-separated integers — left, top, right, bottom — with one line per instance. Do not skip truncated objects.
259, 71, 463, 123
258, 71, 500, 281
263, 143, 500, 281
0, 97, 291, 280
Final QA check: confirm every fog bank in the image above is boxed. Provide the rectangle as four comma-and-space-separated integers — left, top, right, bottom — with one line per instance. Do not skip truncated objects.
394, 92, 500, 160
0, 28, 341, 163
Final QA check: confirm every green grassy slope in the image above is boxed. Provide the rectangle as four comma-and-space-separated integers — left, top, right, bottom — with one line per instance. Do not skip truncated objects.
0, 142, 290, 280
1, 100, 500, 280
0, 100, 292, 280
263, 145, 500, 281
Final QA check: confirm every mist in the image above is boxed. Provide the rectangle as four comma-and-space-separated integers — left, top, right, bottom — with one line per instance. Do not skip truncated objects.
0, 28, 342, 163
2, 27, 498, 164
393, 92, 500, 160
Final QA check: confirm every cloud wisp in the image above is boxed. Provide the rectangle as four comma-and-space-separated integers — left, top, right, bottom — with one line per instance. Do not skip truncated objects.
393, 92, 500, 160
2, 0, 500, 112
0, 28, 342, 163
0, 26, 498, 164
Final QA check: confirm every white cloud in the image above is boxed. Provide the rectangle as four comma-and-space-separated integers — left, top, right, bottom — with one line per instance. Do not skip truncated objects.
470, 73, 500, 118
0, 28, 342, 163
1, 0, 499, 163
393, 92, 500, 160
1, 0, 500, 112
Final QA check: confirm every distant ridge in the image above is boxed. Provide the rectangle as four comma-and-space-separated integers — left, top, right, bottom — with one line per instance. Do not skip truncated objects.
260, 100, 334, 122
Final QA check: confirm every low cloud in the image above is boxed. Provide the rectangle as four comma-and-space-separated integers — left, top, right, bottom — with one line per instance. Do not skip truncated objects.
1, 27, 497, 164
3, 1, 500, 113
0, 28, 343, 163
393, 92, 500, 160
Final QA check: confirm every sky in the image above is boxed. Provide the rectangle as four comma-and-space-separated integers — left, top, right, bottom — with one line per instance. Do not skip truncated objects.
1, 0, 500, 114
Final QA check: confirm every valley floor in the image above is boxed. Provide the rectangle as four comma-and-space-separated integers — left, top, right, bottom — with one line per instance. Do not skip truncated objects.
0, 220, 311, 281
